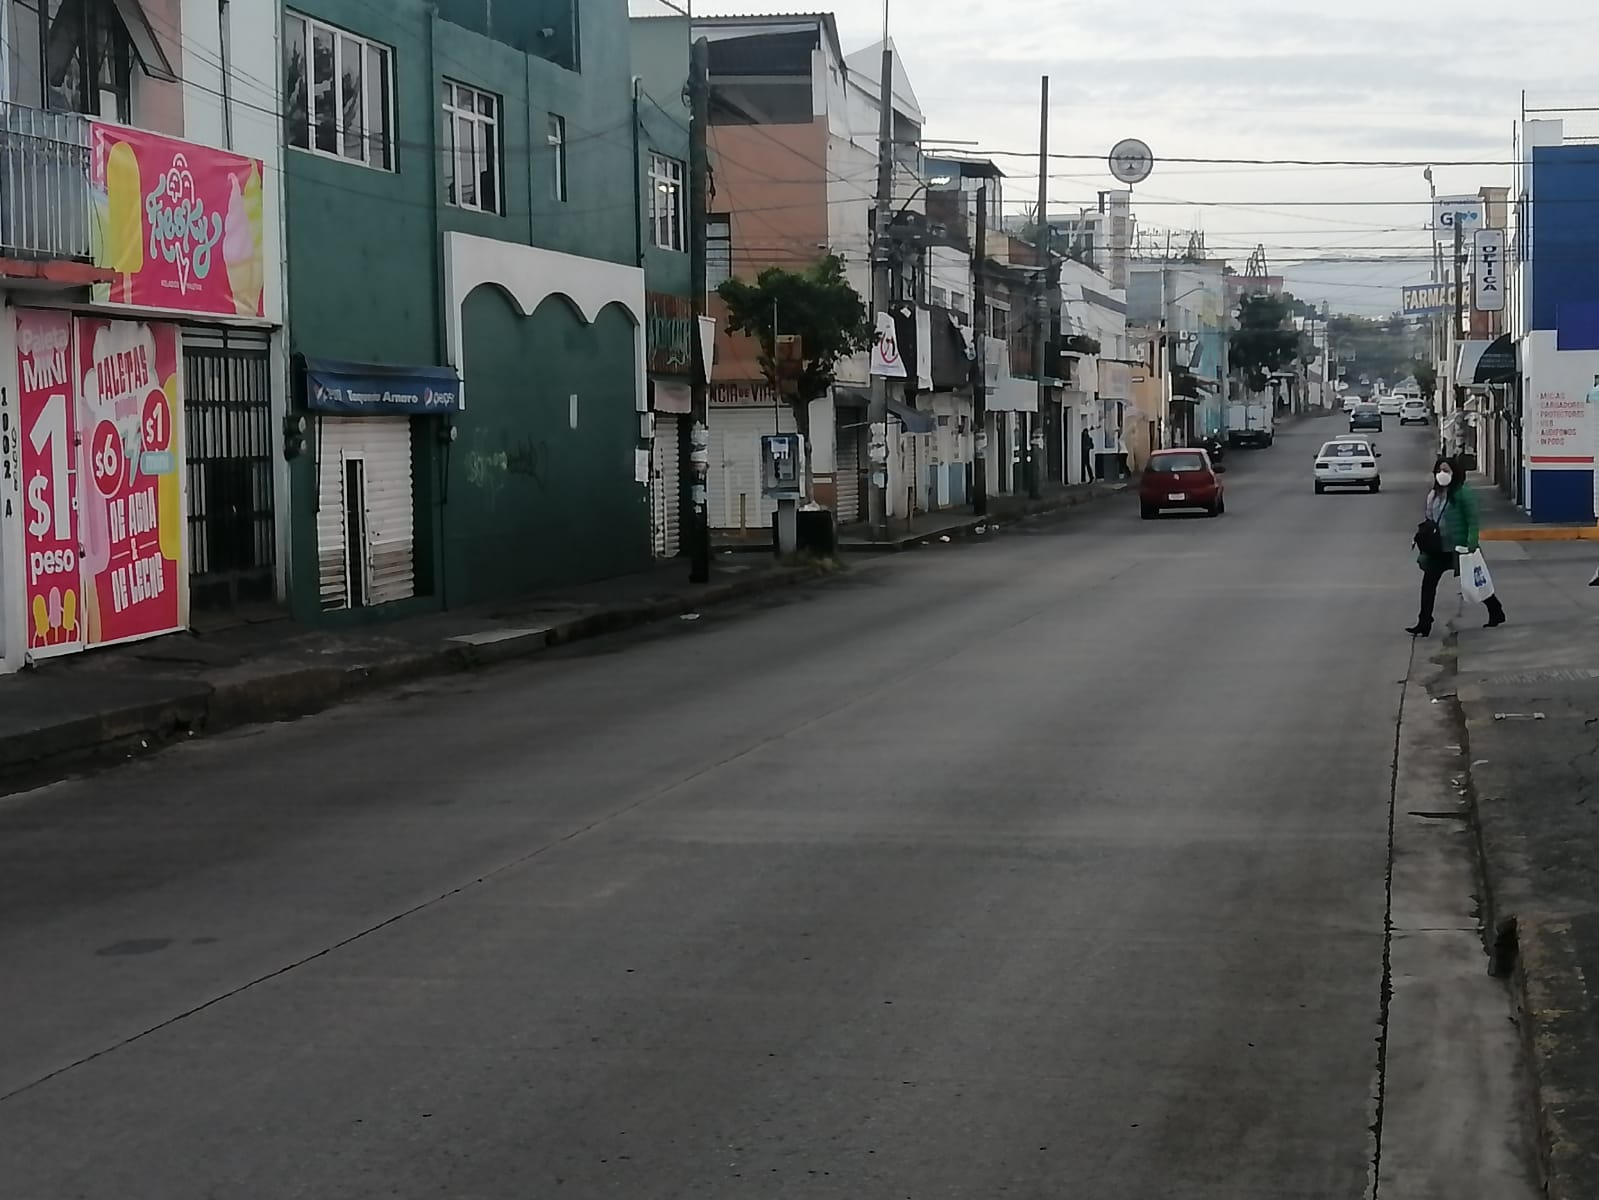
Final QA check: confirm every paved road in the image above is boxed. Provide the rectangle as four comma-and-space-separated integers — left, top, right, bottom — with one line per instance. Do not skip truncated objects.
0, 419, 1513, 1197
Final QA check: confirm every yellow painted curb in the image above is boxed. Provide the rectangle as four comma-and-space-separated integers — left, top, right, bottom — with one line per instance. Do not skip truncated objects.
1481, 525, 1599, 542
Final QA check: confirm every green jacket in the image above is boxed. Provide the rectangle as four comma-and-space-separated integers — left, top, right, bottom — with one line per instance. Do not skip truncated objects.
1418, 483, 1481, 568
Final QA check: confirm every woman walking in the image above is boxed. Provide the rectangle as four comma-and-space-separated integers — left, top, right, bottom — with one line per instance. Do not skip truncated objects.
1408, 455, 1506, 637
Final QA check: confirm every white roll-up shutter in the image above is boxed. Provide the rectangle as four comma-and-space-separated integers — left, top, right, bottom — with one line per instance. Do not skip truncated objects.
651, 415, 682, 557
316, 416, 415, 611
835, 422, 862, 522
316, 441, 347, 610
706, 405, 795, 531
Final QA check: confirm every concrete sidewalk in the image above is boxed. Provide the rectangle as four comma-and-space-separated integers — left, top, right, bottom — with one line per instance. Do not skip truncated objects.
0, 557, 837, 786
1444, 484, 1599, 1197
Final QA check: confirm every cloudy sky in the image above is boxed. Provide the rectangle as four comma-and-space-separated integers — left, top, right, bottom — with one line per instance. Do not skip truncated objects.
669, 0, 1594, 311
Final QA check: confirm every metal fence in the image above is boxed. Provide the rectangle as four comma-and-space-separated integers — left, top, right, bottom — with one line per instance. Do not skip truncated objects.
183, 334, 277, 609
0, 102, 91, 261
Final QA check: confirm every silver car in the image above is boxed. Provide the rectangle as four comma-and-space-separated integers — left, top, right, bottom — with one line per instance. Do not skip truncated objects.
1313, 438, 1381, 493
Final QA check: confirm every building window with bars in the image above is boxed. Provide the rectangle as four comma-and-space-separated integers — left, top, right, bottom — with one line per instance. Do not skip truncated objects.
649, 153, 686, 252
284, 11, 394, 170
442, 80, 501, 214
706, 214, 731, 290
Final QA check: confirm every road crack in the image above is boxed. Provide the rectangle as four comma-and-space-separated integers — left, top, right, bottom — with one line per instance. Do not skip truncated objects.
1370, 637, 1416, 1199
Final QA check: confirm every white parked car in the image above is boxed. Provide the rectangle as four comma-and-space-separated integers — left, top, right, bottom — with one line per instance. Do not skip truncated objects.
1342, 394, 1362, 414
1377, 394, 1403, 416
1313, 438, 1382, 494
1399, 397, 1430, 425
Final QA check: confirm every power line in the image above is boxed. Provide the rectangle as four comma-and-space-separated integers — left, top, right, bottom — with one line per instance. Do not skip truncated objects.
923, 146, 1561, 169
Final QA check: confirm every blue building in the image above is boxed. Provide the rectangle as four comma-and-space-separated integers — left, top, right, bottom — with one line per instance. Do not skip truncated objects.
1511, 118, 1599, 522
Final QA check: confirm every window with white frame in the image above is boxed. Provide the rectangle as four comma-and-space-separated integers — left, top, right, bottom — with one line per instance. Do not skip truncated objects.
284, 12, 393, 170
442, 80, 501, 214
649, 153, 685, 252
929, 285, 949, 307
548, 113, 567, 202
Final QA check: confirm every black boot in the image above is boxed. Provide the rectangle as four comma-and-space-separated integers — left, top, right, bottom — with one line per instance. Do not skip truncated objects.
1406, 622, 1431, 638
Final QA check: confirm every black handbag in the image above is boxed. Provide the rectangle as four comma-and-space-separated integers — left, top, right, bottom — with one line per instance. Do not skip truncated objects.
1413, 519, 1443, 556
1414, 500, 1448, 557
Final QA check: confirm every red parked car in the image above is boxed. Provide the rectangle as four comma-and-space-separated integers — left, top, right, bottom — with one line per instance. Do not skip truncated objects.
1140, 448, 1227, 519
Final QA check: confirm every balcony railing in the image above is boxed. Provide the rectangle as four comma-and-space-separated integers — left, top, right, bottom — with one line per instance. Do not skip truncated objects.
0, 103, 92, 262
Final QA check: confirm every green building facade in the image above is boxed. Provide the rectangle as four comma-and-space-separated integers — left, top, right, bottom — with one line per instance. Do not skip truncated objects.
283, 0, 656, 622
628, 11, 695, 559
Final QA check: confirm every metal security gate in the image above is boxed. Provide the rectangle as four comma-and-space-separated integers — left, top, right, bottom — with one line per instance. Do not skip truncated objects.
316, 416, 416, 610
183, 327, 275, 609
651, 415, 682, 557
835, 422, 862, 522
708, 405, 795, 531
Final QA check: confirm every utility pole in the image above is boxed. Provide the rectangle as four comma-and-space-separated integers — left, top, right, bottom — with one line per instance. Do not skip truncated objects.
1029, 74, 1048, 499
687, 34, 711, 583
1451, 219, 1464, 459
971, 178, 988, 516
867, 15, 895, 538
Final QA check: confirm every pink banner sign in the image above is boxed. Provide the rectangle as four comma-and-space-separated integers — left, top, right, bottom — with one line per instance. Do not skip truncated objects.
15, 310, 84, 657
90, 122, 265, 318
75, 318, 184, 647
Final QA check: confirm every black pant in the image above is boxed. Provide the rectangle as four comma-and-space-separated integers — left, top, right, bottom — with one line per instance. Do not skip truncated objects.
1082, 452, 1094, 483
1418, 558, 1505, 630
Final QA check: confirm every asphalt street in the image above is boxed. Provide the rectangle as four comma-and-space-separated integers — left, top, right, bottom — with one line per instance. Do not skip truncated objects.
0, 417, 1529, 1198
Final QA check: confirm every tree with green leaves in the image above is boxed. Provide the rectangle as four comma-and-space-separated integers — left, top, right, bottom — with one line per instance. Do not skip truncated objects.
1229, 294, 1303, 393
1411, 359, 1439, 402
717, 255, 873, 499
1326, 314, 1427, 387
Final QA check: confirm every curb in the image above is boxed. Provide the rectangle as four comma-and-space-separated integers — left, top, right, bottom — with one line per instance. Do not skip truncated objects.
1482, 525, 1599, 542
841, 483, 1131, 552
0, 562, 836, 787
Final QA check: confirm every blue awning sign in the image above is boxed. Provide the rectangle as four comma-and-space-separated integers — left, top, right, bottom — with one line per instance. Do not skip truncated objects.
303, 357, 462, 415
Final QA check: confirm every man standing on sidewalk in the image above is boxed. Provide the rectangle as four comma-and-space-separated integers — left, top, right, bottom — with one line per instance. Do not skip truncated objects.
1081, 426, 1095, 484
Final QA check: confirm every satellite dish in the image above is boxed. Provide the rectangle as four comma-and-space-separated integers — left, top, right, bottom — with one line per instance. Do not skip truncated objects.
1108, 138, 1154, 185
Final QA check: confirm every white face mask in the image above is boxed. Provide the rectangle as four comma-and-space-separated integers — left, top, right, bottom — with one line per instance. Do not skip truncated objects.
1435, 471, 1453, 488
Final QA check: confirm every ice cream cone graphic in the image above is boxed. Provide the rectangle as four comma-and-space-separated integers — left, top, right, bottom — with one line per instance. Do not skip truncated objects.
105, 141, 143, 304
224, 165, 263, 316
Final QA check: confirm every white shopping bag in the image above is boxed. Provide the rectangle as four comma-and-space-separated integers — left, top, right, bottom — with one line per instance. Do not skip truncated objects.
1460, 549, 1496, 605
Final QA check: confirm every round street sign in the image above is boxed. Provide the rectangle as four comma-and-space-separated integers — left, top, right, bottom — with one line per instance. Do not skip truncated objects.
1108, 138, 1154, 185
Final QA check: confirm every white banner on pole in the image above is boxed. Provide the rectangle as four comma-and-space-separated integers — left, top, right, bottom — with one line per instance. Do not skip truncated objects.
870, 311, 906, 378
1473, 228, 1505, 313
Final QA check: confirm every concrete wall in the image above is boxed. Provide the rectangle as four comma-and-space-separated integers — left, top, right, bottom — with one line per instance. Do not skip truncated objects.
131, 0, 184, 135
